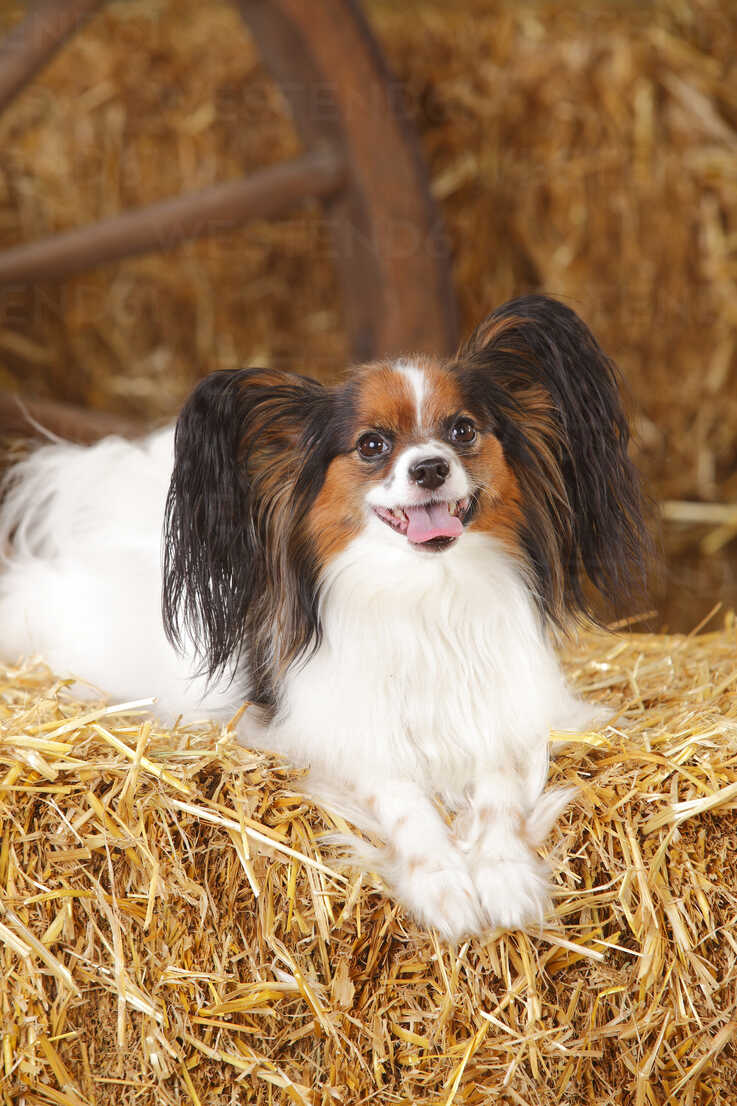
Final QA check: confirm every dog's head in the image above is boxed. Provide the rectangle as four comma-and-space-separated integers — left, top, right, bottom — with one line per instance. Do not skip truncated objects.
163, 295, 649, 701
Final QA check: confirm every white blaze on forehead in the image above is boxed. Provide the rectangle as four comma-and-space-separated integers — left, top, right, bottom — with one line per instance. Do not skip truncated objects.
395, 360, 427, 431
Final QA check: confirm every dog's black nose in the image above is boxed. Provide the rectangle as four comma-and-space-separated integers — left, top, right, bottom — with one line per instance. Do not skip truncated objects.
409, 456, 450, 490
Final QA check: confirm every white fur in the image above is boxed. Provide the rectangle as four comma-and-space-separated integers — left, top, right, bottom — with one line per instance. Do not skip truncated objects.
0, 429, 239, 720
365, 440, 471, 511
395, 360, 427, 430
0, 426, 592, 941
269, 518, 590, 937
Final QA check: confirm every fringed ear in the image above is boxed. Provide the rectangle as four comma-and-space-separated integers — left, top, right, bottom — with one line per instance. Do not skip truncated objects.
455, 294, 650, 625
162, 368, 333, 699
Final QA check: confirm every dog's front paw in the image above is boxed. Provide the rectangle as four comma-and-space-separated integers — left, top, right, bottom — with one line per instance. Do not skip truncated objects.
473, 854, 551, 932
396, 858, 483, 942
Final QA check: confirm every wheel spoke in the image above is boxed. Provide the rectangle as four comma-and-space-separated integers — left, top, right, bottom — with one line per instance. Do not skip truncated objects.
0, 149, 345, 283
237, 0, 458, 360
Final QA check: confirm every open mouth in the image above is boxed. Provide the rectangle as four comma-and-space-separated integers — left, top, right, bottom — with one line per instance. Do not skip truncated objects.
372, 497, 471, 550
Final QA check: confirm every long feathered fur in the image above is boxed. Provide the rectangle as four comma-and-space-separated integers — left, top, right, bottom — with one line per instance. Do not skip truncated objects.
162, 368, 342, 705
454, 295, 649, 625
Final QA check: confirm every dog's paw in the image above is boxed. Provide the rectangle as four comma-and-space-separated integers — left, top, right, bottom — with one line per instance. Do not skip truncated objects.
473, 854, 551, 932
397, 858, 483, 942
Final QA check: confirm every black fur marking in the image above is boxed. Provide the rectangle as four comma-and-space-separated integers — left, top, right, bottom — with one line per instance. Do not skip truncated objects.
454, 294, 650, 624
162, 368, 344, 706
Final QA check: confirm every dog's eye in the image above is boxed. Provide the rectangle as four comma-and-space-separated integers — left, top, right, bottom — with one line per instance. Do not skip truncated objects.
356, 432, 391, 459
450, 418, 476, 444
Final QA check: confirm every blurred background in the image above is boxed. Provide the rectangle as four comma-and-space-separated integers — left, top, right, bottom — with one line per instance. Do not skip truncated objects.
0, 0, 735, 631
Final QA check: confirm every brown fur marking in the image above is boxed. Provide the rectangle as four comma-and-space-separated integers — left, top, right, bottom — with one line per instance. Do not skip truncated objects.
418, 362, 465, 431
354, 363, 416, 436
309, 357, 531, 565
457, 313, 524, 357
310, 454, 365, 564
466, 434, 524, 551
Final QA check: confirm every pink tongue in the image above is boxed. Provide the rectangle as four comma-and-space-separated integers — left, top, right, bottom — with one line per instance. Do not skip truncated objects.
405, 502, 463, 543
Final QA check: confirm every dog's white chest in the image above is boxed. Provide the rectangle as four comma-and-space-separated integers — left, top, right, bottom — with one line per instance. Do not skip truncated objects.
269, 529, 581, 799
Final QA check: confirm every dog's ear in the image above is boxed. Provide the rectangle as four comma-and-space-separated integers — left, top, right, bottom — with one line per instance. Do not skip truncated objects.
162, 368, 333, 692
454, 295, 650, 624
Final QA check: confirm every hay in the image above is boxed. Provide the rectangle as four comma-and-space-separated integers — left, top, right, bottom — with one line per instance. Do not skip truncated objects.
2, 619, 737, 1104
0, 0, 736, 626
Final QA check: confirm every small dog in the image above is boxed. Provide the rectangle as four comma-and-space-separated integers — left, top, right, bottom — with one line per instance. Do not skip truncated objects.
0, 295, 647, 940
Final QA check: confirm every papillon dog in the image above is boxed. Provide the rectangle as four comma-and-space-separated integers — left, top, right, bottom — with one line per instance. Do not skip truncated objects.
0, 295, 647, 940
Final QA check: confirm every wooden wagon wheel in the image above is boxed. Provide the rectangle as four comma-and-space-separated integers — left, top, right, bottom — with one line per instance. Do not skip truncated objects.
0, 0, 457, 442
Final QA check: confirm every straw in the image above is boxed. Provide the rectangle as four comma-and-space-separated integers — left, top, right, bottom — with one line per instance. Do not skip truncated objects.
1, 616, 737, 1102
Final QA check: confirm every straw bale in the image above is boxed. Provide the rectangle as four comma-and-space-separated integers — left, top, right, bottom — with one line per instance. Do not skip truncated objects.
1, 0, 737, 626
2, 616, 737, 1104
